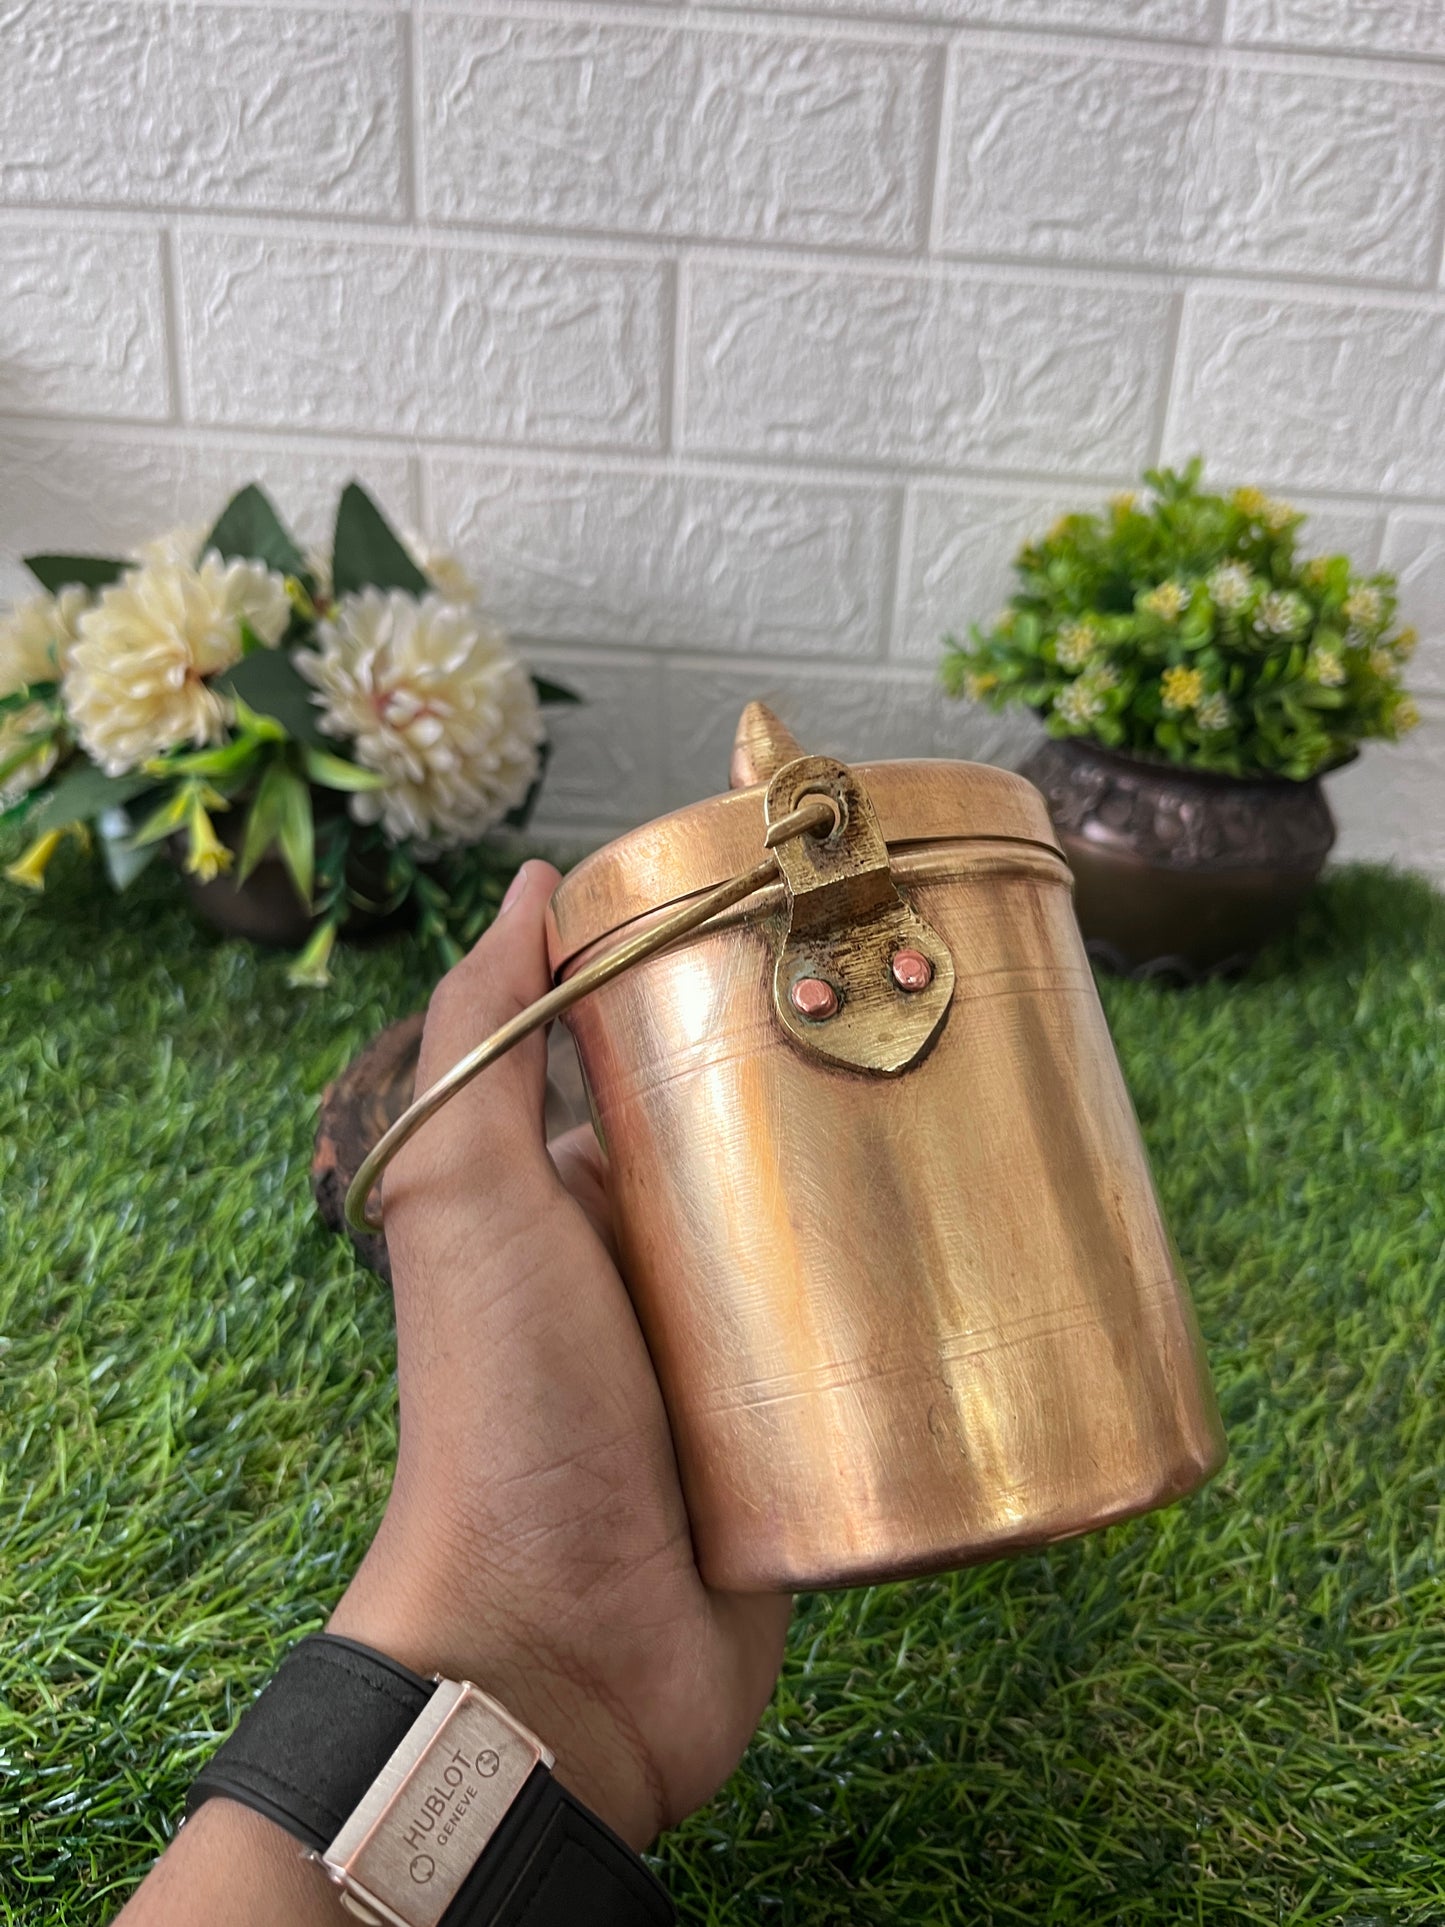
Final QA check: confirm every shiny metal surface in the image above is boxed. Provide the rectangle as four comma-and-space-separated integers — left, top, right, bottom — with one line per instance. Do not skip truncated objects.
547, 757, 1061, 972
320, 1680, 551, 1927
558, 829, 1226, 1594
344, 795, 837, 1233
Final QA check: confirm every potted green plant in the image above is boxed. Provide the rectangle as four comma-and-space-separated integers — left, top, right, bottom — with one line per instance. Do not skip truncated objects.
942, 462, 1420, 977
0, 482, 576, 983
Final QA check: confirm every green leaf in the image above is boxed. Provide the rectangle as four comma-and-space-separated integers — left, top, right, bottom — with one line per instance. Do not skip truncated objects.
97, 813, 160, 890
301, 746, 387, 793
237, 758, 290, 884
531, 675, 581, 707
215, 648, 324, 747
149, 734, 265, 782
504, 739, 551, 830
204, 484, 308, 580
0, 732, 54, 791
275, 768, 315, 908
331, 483, 429, 599
130, 787, 195, 849
24, 554, 125, 595
0, 682, 59, 718
24, 763, 155, 834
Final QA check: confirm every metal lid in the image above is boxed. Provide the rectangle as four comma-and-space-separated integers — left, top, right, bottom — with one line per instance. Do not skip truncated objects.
546, 703, 1060, 971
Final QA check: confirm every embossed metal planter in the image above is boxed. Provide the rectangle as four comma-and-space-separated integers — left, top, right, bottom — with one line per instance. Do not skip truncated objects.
1022, 738, 1339, 981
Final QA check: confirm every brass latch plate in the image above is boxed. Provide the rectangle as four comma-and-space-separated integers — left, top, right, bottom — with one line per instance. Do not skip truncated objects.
765, 755, 955, 1074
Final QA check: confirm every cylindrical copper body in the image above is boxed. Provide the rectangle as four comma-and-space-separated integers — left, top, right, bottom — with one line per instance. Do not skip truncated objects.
548, 760, 1226, 1593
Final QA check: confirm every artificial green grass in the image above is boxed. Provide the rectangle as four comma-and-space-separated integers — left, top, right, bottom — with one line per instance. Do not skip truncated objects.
2, 848, 1443, 1925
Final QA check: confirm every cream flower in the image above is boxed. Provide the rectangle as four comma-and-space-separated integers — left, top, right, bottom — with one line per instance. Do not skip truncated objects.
134, 525, 205, 569
301, 538, 476, 610
1207, 562, 1254, 614
1342, 584, 1385, 638
0, 587, 88, 697
406, 534, 479, 606
1255, 591, 1309, 639
1196, 691, 1231, 732
0, 702, 60, 803
1140, 580, 1187, 622
297, 590, 544, 850
1054, 679, 1105, 728
1309, 647, 1345, 688
1055, 620, 1097, 670
66, 555, 290, 775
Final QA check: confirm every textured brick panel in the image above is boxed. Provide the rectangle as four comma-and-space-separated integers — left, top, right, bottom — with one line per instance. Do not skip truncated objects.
426, 457, 895, 657
896, 483, 1108, 663
659, 660, 1041, 814
1381, 511, 1445, 697
423, 15, 934, 251
524, 651, 672, 826
682, 263, 1171, 473
942, 48, 1445, 285
732, 0, 1213, 36
1327, 698, 1445, 876
1166, 292, 1445, 499
0, 423, 413, 606
0, 1, 405, 219
0, 224, 169, 423
1227, 0, 1445, 59
179, 233, 667, 448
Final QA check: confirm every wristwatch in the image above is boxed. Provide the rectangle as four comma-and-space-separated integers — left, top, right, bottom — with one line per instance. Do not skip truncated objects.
186, 1634, 675, 1926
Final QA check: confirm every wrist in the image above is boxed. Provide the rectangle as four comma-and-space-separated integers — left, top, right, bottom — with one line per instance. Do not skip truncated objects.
328, 1538, 664, 1853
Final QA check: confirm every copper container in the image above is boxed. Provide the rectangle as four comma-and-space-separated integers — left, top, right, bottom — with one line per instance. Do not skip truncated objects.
538, 708, 1227, 1593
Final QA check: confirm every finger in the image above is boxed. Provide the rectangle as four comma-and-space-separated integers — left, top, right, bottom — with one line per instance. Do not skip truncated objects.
385, 861, 563, 1239
548, 1123, 614, 1253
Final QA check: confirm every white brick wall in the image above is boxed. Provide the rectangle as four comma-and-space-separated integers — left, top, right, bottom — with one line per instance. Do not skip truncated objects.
1, 0, 1441, 874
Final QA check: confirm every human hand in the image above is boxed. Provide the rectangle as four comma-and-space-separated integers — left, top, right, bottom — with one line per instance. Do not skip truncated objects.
329, 861, 792, 1851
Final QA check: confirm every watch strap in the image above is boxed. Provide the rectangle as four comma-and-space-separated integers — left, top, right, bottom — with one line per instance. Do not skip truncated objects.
185, 1633, 675, 1925
449, 1765, 673, 1925
186, 1634, 434, 1852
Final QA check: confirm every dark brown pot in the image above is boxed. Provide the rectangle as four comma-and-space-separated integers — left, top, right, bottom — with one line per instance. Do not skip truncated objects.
1019, 737, 1338, 980
173, 796, 400, 949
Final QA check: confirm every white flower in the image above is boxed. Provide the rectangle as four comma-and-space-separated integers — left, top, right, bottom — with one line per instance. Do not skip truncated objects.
0, 701, 60, 803
1342, 584, 1385, 642
1140, 580, 1188, 622
405, 534, 479, 606
297, 590, 544, 851
0, 587, 88, 698
66, 555, 290, 775
1082, 661, 1118, 694
1055, 620, 1097, 670
1309, 647, 1345, 687
1255, 590, 1309, 640
304, 545, 334, 605
1195, 691, 1231, 733
1207, 562, 1254, 614
133, 524, 206, 569
1053, 679, 1105, 728
301, 537, 477, 611
1368, 643, 1397, 679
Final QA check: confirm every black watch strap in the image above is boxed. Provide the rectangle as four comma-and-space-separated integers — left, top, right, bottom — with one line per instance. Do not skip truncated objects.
186, 1635, 674, 1925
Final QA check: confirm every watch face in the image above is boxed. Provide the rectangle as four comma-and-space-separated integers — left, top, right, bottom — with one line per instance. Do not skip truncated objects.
322, 1680, 552, 1927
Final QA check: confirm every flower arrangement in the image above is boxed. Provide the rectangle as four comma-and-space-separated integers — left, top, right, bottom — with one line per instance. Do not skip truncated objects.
942, 461, 1418, 781
0, 483, 575, 982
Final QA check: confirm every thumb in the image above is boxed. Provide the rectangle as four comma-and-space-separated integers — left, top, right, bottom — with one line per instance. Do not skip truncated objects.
383, 861, 564, 1253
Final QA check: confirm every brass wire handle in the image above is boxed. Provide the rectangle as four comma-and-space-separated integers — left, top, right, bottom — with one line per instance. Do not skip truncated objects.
344, 795, 839, 1237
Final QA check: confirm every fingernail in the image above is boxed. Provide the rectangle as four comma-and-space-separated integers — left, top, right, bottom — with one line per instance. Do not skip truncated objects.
498, 862, 531, 917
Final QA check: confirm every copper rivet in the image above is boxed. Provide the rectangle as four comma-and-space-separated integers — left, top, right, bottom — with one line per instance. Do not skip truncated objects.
790, 977, 839, 1020
891, 948, 933, 992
